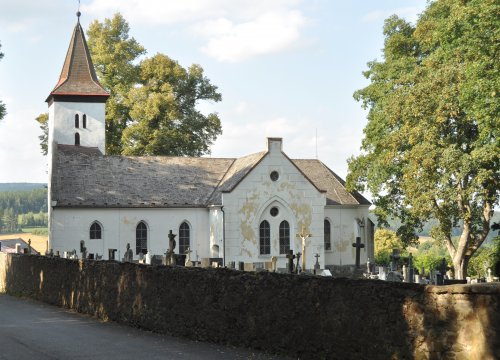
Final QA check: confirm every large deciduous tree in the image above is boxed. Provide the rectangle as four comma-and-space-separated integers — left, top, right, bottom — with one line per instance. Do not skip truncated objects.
86, 13, 145, 155
347, 0, 499, 279
122, 54, 222, 156
37, 13, 222, 156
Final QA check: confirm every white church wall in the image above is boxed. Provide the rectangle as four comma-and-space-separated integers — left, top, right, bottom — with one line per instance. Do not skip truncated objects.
222, 138, 326, 270
50, 101, 106, 154
208, 206, 224, 259
323, 206, 371, 266
50, 207, 210, 261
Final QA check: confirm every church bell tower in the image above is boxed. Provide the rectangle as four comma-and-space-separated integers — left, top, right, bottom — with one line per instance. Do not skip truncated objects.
45, 11, 109, 156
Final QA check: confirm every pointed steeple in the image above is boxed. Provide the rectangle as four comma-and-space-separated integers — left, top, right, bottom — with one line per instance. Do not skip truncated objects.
46, 13, 109, 103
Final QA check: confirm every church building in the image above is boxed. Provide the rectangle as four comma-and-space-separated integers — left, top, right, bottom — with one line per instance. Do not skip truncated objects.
47, 16, 373, 271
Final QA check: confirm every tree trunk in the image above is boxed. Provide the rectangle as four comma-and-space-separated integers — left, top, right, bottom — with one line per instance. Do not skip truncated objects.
453, 256, 469, 280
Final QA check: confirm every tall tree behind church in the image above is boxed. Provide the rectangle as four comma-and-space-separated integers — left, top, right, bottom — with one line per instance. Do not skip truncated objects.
346, 0, 499, 279
36, 13, 222, 156
87, 13, 222, 156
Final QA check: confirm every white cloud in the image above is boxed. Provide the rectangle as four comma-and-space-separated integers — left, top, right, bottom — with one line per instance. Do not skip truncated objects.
83, 0, 307, 62
196, 11, 306, 62
0, 108, 47, 183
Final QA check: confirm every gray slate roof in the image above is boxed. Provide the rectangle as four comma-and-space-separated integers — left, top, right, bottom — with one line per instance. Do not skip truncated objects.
52, 145, 370, 208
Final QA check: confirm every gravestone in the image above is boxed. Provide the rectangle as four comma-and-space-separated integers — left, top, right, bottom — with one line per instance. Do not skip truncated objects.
238, 261, 245, 271
244, 263, 254, 272
408, 253, 415, 283
88, 253, 94, 260
378, 266, 387, 281
314, 253, 321, 275
352, 237, 365, 268
108, 248, 117, 261
254, 262, 264, 271
28, 239, 32, 254
390, 249, 400, 270
321, 269, 332, 277
209, 257, 223, 268
200, 258, 211, 268
123, 243, 133, 262
271, 256, 278, 272
296, 252, 302, 274
184, 247, 193, 267
286, 250, 295, 274
16, 243, 21, 254
165, 230, 177, 265
151, 255, 163, 266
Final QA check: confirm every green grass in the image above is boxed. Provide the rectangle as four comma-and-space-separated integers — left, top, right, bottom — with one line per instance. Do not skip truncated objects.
22, 227, 48, 236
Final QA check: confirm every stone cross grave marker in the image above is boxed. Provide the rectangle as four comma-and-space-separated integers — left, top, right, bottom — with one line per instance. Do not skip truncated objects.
286, 250, 295, 274
314, 253, 320, 274
296, 226, 312, 272
352, 236, 365, 268
80, 240, 87, 259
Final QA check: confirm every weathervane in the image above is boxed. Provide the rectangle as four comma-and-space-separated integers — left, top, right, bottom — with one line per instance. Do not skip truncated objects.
77, 0, 81, 21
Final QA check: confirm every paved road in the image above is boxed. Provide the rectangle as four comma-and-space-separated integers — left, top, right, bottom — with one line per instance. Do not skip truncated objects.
0, 295, 288, 360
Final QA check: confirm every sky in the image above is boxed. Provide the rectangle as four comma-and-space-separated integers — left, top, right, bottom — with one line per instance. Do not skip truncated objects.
0, 0, 428, 190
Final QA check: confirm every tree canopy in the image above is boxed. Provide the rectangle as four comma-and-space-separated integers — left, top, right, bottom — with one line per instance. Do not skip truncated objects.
347, 0, 499, 279
0, 42, 6, 122
37, 13, 222, 156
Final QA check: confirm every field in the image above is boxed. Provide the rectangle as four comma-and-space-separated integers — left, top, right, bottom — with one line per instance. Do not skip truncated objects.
0, 232, 48, 254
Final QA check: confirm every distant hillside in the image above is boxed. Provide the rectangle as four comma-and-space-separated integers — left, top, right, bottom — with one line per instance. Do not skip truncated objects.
369, 211, 500, 242
0, 183, 47, 192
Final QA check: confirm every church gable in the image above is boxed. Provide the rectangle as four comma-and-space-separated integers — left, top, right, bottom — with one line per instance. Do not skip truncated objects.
221, 138, 327, 264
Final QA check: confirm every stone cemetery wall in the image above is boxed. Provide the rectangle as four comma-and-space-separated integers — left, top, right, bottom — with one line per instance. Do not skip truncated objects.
0, 253, 499, 360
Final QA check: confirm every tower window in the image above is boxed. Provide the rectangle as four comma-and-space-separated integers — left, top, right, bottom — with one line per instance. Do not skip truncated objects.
75, 132, 80, 146
82, 114, 87, 128
75, 114, 79, 128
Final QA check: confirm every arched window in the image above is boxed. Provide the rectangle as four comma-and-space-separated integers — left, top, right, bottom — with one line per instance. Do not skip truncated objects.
89, 222, 102, 240
82, 114, 87, 128
75, 114, 79, 128
75, 132, 80, 146
136, 221, 148, 255
179, 222, 190, 254
259, 220, 270, 255
324, 219, 331, 251
279, 220, 290, 254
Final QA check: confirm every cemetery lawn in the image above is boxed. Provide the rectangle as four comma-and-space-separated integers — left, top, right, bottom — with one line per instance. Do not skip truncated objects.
0, 232, 48, 253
